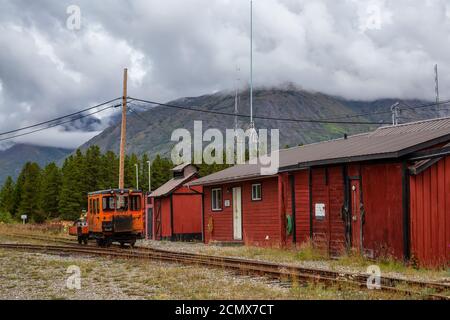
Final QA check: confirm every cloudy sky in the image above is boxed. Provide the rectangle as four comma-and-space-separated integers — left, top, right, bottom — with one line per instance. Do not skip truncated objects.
0, 0, 450, 148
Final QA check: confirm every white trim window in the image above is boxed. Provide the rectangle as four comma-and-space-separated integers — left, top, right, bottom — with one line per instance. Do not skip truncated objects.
252, 183, 262, 201
211, 188, 223, 211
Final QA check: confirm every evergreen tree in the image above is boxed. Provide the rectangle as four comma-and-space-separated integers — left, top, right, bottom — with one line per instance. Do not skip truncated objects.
151, 154, 173, 189
12, 167, 26, 217
39, 163, 62, 218
141, 153, 150, 192
100, 151, 118, 189
84, 146, 102, 192
124, 153, 140, 189
0, 176, 15, 214
59, 155, 83, 220
17, 162, 42, 222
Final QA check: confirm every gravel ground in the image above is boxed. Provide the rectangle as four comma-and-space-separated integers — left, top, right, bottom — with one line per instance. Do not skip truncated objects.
137, 239, 450, 284
0, 249, 411, 300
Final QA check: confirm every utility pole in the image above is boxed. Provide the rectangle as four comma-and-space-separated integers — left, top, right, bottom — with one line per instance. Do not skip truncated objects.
147, 160, 151, 193
391, 102, 400, 126
135, 163, 139, 190
118, 68, 128, 189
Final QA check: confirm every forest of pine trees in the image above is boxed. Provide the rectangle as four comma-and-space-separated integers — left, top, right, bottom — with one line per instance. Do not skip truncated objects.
0, 146, 174, 222
0, 145, 231, 223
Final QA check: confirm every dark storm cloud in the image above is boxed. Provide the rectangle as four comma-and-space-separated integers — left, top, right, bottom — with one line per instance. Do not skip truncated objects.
0, 0, 449, 148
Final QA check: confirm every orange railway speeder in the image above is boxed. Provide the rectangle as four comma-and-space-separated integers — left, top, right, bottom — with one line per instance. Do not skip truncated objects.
69, 189, 145, 247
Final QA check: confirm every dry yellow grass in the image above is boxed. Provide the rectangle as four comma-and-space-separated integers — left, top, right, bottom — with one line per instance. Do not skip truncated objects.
0, 248, 414, 300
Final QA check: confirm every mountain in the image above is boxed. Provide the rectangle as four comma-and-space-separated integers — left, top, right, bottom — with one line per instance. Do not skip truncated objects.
79, 87, 442, 159
0, 144, 73, 185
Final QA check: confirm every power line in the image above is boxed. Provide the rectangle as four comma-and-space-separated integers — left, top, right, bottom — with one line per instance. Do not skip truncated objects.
128, 97, 384, 125
0, 104, 121, 142
0, 97, 122, 137
324, 99, 450, 121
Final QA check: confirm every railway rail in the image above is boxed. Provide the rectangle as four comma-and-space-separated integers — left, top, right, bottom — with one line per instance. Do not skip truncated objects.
1, 233, 449, 300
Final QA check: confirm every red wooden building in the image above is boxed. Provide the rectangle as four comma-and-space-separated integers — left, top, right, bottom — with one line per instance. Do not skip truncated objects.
190, 118, 450, 267
149, 163, 203, 241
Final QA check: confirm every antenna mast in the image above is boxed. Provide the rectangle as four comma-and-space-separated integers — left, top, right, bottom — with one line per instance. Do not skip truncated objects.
435, 64, 443, 117
119, 68, 128, 189
249, 0, 254, 129
235, 66, 240, 131
435, 64, 440, 106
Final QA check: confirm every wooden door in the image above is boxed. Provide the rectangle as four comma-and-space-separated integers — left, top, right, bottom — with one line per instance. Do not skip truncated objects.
232, 187, 242, 240
350, 180, 362, 252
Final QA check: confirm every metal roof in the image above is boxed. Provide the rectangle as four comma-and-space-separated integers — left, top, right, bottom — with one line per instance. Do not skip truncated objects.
171, 163, 197, 172
88, 189, 142, 195
149, 172, 197, 198
190, 117, 450, 186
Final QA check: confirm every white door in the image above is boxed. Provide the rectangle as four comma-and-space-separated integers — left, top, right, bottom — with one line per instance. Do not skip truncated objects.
232, 187, 242, 240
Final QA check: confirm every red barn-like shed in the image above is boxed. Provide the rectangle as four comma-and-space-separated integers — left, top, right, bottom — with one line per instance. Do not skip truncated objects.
190, 117, 450, 267
149, 163, 203, 241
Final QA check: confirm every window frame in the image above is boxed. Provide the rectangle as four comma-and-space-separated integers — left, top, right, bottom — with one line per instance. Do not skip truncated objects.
211, 188, 223, 212
251, 183, 262, 201
130, 195, 141, 211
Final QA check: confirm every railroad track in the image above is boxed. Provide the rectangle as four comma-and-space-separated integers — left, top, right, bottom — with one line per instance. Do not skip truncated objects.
1, 233, 449, 300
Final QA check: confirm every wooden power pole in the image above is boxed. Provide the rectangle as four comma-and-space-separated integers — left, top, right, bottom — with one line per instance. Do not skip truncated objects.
118, 68, 128, 189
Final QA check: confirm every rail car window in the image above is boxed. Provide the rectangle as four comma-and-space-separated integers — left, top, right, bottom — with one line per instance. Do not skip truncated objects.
116, 195, 129, 211
102, 196, 115, 211
211, 188, 222, 211
130, 195, 141, 211
95, 199, 99, 214
89, 199, 93, 214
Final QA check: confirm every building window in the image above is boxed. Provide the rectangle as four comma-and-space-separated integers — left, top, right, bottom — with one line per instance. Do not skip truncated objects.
252, 183, 262, 201
211, 188, 223, 211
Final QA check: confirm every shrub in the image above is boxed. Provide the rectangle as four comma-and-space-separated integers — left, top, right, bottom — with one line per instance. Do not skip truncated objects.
0, 211, 13, 224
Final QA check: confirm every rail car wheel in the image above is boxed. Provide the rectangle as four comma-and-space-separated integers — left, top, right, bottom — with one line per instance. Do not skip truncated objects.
130, 240, 136, 248
83, 238, 88, 245
104, 238, 112, 248
96, 238, 105, 247
77, 237, 83, 245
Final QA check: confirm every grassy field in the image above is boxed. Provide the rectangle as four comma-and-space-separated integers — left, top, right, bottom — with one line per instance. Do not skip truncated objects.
144, 240, 450, 283
0, 247, 415, 300
0, 223, 448, 300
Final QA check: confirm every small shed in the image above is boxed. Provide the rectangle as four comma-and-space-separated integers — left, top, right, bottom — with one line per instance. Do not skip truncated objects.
149, 163, 203, 241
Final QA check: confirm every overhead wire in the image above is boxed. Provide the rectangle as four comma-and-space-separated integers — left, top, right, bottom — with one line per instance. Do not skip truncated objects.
0, 97, 122, 137
127, 97, 384, 125
0, 103, 121, 142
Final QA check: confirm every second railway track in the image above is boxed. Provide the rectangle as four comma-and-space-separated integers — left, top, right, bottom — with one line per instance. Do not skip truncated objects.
1, 232, 449, 300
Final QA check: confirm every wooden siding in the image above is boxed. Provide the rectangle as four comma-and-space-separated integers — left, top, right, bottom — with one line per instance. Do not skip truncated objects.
410, 156, 450, 267
204, 177, 281, 246
153, 184, 202, 239
361, 163, 404, 259
311, 166, 346, 255
293, 170, 311, 244
159, 197, 172, 238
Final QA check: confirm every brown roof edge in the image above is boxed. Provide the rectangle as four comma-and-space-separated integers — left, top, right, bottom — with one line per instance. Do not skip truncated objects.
188, 173, 277, 187
150, 172, 197, 198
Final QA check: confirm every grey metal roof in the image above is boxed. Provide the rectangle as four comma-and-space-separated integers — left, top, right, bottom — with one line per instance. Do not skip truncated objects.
171, 163, 197, 172
190, 117, 450, 186
149, 172, 197, 198
88, 189, 142, 195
